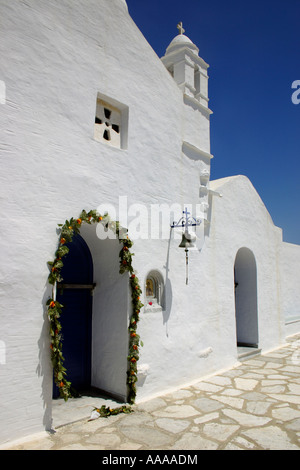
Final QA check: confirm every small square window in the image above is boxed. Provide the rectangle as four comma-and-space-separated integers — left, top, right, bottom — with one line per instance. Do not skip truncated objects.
94, 94, 128, 150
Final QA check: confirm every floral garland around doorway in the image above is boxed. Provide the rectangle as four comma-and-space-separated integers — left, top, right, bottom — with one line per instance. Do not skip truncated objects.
47, 209, 143, 405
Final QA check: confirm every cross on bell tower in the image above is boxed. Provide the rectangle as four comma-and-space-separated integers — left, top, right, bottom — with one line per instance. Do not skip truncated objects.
177, 22, 185, 35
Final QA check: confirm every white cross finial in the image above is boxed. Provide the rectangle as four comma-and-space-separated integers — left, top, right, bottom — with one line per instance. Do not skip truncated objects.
177, 22, 185, 35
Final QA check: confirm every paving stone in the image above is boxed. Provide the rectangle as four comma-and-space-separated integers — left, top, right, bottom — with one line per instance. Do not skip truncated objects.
261, 379, 287, 385
203, 423, 239, 442
272, 407, 300, 421
155, 418, 190, 434
240, 372, 264, 380
87, 433, 121, 447
223, 442, 244, 450
118, 411, 154, 427
117, 442, 143, 450
233, 436, 256, 449
263, 361, 284, 369
192, 382, 223, 393
152, 405, 199, 418
281, 365, 300, 373
204, 376, 232, 386
269, 394, 300, 405
222, 409, 272, 426
234, 378, 258, 390
242, 359, 266, 367
119, 426, 173, 448
136, 398, 167, 413
240, 391, 267, 401
288, 383, 300, 394
170, 432, 219, 450
285, 418, 300, 432
210, 395, 244, 409
221, 388, 243, 396
194, 412, 219, 424
242, 425, 300, 450
222, 369, 244, 378
246, 401, 272, 416
193, 398, 224, 413
261, 385, 286, 394
169, 389, 194, 399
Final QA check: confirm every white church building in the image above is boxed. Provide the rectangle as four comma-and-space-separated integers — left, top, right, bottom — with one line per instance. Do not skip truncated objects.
1, 0, 300, 445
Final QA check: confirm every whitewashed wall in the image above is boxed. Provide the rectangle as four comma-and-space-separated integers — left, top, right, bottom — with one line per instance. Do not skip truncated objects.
208, 176, 286, 353
0, 0, 184, 444
280, 242, 300, 337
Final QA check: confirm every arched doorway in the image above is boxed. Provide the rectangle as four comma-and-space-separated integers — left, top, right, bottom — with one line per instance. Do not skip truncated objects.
234, 248, 259, 349
53, 234, 94, 398
48, 210, 142, 404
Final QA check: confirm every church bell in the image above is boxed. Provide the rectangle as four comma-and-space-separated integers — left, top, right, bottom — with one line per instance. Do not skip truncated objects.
179, 232, 195, 249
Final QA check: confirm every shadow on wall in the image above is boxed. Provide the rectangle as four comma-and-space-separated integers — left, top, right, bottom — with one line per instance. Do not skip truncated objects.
37, 281, 54, 432
162, 228, 173, 330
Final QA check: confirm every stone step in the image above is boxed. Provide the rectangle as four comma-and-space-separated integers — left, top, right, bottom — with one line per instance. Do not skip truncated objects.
237, 347, 262, 361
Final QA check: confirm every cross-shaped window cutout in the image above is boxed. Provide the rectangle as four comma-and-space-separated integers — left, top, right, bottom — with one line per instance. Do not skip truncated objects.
94, 99, 121, 148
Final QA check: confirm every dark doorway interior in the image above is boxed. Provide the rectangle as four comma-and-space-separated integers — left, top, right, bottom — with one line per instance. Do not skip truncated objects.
53, 234, 94, 398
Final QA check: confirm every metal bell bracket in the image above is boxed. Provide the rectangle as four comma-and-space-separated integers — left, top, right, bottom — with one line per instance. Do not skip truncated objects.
171, 208, 201, 231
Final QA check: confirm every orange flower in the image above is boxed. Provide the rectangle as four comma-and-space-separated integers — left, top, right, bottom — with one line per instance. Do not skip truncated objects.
130, 333, 136, 338
98, 216, 103, 222
130, 358, 137, 363
59, 381, 64, 388
133, 345, 138, 350
77, 218, 82, 225
49, 301, 56, 308
60, 238, 66, 245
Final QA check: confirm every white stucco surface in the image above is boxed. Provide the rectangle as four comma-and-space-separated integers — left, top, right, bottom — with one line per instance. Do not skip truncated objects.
0, 0, 299, 445
280, 242, 300, 337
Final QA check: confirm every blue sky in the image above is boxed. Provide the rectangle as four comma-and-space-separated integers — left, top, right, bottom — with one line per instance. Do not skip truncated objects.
126, 0, 300, 245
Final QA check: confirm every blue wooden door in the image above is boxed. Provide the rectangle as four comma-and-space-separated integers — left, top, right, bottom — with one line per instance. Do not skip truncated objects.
53, 234, 94, 398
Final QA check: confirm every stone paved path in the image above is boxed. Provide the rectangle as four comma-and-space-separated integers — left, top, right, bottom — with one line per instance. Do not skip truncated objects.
4, 335, 300, 450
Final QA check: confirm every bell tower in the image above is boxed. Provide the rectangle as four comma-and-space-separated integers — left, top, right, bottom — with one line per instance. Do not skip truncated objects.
161, 22, 210, 110
161, 24, 215, 225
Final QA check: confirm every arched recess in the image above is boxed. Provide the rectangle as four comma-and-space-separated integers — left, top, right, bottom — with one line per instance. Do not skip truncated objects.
234, 247, 259, 348
47, 210, 143, 404
145, 270, 165, 312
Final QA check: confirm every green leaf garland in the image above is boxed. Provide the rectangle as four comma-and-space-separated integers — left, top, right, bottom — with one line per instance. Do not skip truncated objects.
92, 405, 133, 419
47, 209, 143, 404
